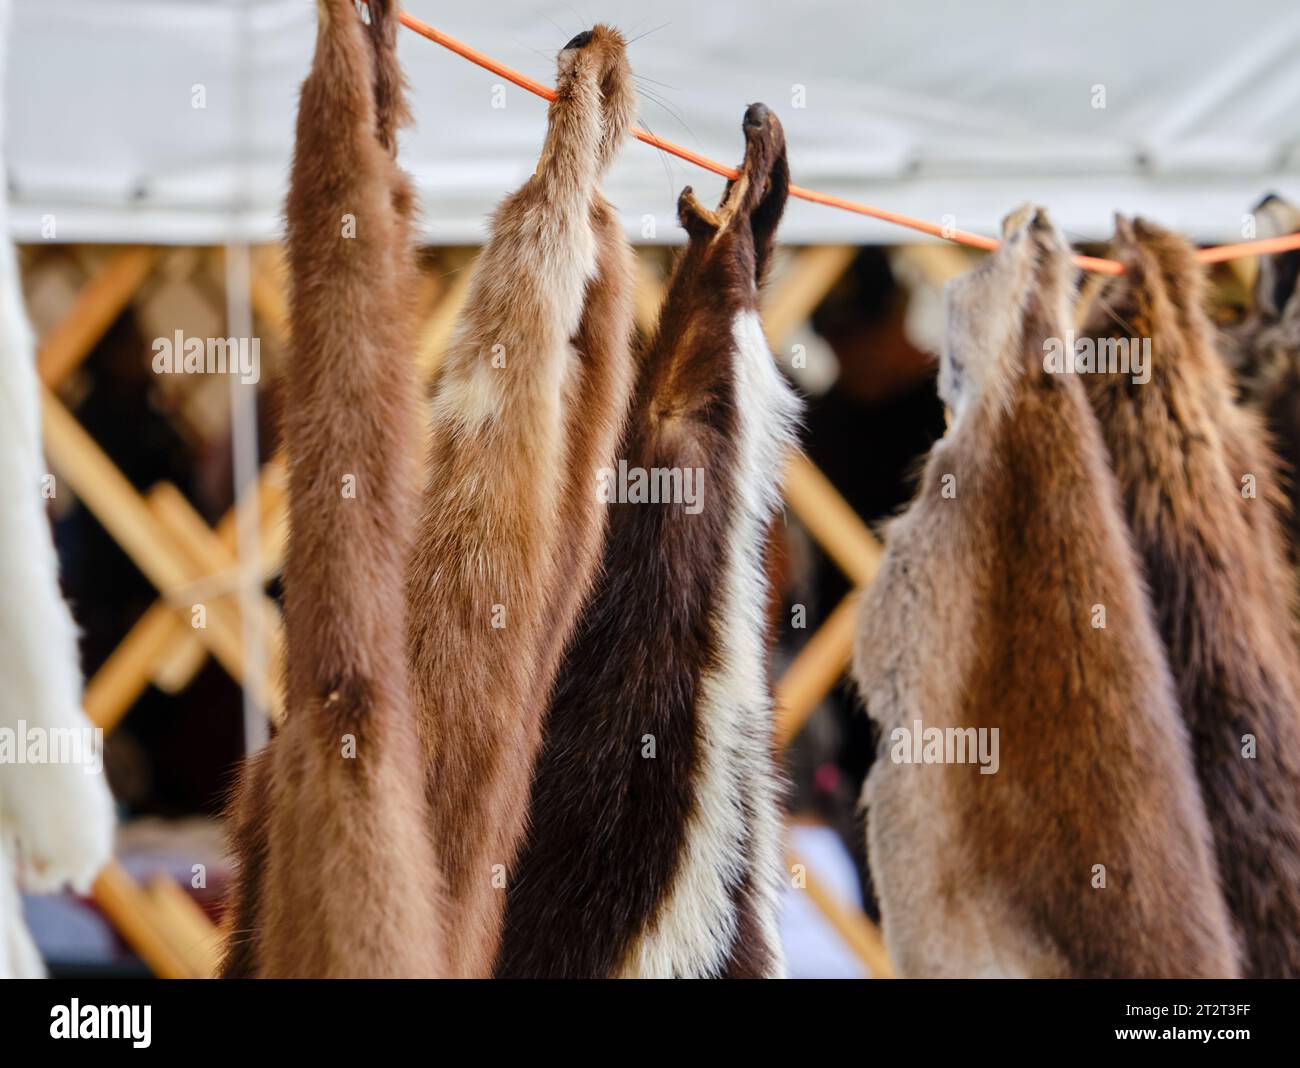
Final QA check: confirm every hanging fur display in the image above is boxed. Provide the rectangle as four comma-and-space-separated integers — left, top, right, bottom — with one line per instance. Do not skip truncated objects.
404, 24, 639, 976
221, 0, 442, 978
0, 0, 115, 980
1225, 194, 1300, 562
852, 207, 1238, 978
498, 104, 798, 979
1081, 216, 1300, 978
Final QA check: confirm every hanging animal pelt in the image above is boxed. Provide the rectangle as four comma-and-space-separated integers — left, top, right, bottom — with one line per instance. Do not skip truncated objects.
1224, 194, 1300, 560
497, 104, 798, 979
852, 207, 1238, 978
1080, 216, 1300, 978
405, 26, 638, 976
0, 0, 115, 980
221, 0, 444, 978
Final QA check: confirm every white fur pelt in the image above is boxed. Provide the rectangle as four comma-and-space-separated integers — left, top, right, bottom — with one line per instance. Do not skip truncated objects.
0, 848, 42, 978
0, 0, 115, 978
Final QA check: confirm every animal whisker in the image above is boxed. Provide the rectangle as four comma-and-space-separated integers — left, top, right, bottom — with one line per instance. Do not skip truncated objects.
636, 116, 681, 209
626, 22, 670, 46
636, 85, 700, 147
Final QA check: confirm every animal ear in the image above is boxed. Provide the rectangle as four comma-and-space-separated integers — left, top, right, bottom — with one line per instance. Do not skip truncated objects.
1104, 214, 1153, 298
1258, 248, 1300, 322
677, 186, 721, 239
1112, 212, 1137, 248
1020, 208, 1077, 380
1000, 203, 1037, 240
1250, 195, 1300, 320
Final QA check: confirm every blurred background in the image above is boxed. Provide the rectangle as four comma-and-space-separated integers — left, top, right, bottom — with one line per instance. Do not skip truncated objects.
7, 0, 1300, 978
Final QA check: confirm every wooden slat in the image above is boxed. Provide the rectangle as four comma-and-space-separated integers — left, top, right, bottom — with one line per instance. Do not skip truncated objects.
145, 482, 285, 724
40, 386, 281, 719
762, 245, 857, 347
633, 252, 665, 335
146, 875, 221, 979
92, 860, 196, 980
892, 242, 976, 288
787, 848, 893, 978
83, 471, 285, 724
416, 254, 476, 379
245, 244, 290, 339
776, 591, 859, 747
37, 247, 158, 386
783, 452, 883, 588
149, 467, 286, 694
85, 599, 181, 731
149, 621, 211, 694
755, 242, 897, 977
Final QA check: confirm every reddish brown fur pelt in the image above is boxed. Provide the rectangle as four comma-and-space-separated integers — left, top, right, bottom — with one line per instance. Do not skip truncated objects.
220, 0, 443, 978
497, 106, 797, 979
1081, 217, 1300, 978
852, 208, 1239, 978
405, 26, 638, 977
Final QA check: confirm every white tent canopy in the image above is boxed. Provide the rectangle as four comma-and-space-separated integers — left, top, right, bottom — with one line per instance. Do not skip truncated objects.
6, 0, 1300, 246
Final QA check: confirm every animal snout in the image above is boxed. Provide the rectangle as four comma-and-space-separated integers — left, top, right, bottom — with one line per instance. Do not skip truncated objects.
563, 30, 594, 51
743, 103, 770, 130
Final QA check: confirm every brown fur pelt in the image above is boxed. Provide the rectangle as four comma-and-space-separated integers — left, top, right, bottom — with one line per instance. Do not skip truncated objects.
852, 207, 1238, 978
497, 105, 798, 979
405, 25, 638, 976
1223, 195, 1300, 559
1081, 216, 1300, 978
221, 0, 443, 978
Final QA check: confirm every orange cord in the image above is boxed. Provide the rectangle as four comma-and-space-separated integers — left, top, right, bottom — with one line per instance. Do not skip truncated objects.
397, 11, 1300, 276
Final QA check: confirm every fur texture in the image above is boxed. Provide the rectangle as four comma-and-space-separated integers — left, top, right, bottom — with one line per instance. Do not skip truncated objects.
221, 0, 443, 978
0, 849, 43, 979
852, 207, 1238, 978
0, 0, 115, 978
497, 105, 798, 979
1081, 216, 1300, 978
1224, 195, 1300, 559
405, 25, 637, 977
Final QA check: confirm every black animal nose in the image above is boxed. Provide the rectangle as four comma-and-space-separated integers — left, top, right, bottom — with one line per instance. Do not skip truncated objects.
744, 103, 770, 130
564, 31, 593, 51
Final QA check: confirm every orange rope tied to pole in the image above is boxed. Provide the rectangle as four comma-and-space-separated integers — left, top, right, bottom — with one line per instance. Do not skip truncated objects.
397, 11, 1300, 276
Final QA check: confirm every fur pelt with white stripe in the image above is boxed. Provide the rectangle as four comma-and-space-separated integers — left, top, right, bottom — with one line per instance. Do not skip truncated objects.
497, 104, 798, 978
0, 0, 115, 979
